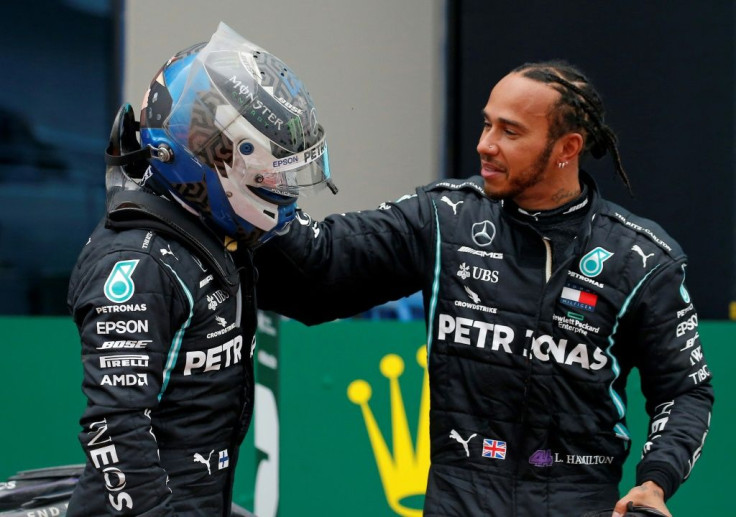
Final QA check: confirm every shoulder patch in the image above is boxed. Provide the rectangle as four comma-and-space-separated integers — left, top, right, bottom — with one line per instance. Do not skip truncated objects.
608, 210, 678, 255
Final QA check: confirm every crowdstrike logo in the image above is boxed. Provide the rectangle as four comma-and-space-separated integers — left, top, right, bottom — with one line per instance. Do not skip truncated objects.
464, 286, 481, 304
471, 220, 496, 247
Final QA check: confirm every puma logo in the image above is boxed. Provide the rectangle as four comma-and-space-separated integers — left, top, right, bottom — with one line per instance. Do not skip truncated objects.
441, 196, 464, 215
631, 245, 654, 268
193, 450, 214, 475
160, 245, 178, 260
450, 429, 477, 457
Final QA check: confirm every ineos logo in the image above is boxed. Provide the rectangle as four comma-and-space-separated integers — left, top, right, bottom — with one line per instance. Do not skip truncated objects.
103, 466, 127, 491
471, 220, 496, 247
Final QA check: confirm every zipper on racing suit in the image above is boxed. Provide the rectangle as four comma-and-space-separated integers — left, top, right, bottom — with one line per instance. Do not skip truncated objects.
542, 237, 553, 283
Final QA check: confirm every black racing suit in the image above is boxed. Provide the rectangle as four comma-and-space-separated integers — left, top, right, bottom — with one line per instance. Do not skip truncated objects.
67, 189, 257, 516
254, 173, 714, 516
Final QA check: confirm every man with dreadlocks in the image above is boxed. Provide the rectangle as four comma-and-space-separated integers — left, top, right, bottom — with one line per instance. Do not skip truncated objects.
253, 60, 713, 516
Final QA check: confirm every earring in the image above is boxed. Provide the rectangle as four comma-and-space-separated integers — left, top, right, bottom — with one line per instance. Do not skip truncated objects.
557, 161, 569, 169
488, 144, 497, 152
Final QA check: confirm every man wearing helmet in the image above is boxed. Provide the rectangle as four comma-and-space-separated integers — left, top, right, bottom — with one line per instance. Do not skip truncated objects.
66, 23, 335, 516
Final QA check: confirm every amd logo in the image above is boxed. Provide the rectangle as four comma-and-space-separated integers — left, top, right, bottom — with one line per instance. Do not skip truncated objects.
101, 374, 148, 387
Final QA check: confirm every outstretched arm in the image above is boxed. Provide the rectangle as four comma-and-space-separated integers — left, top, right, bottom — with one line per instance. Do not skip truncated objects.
254, 194, 431, 323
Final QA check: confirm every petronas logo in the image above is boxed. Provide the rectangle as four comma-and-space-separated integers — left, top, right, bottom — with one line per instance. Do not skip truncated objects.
347, 346, 430, 517
103, 260, 140, 303
579, 247, 613, 278
680, 264, 691, 303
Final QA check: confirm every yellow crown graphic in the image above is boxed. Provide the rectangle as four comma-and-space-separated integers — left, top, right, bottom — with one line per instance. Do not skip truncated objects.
347, 346, 430, 517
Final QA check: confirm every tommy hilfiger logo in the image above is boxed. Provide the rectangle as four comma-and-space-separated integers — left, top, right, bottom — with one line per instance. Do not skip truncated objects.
560, 283, 599, 312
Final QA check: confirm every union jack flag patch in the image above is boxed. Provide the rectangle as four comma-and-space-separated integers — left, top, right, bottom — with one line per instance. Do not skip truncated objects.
482, 439, 507, 460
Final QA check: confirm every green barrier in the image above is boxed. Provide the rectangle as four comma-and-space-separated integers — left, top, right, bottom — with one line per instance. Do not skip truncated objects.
0, 317, 730, 515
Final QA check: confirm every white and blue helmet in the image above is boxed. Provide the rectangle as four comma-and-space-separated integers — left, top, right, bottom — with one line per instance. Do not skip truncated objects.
137, 22, 335, 245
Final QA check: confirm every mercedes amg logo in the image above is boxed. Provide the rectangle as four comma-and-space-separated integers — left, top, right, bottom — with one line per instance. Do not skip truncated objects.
471, 220, 496, 247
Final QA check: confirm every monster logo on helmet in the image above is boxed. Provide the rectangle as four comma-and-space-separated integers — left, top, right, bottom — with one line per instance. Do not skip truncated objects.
107, 22, 336, 246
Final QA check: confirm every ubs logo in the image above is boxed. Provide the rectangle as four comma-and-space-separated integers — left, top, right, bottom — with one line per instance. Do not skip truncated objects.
207, 290, 230, 311
471, 221, 496, 247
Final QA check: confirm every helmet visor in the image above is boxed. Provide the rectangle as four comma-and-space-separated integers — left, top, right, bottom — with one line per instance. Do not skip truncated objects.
235, 125, 331, 197
163, 22, 332, 198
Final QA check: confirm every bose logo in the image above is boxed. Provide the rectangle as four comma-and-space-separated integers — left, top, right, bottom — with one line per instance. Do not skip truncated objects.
97, 340, 152, 350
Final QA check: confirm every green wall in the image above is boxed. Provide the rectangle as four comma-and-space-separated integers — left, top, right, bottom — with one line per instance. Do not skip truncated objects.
0, 317, 730, 515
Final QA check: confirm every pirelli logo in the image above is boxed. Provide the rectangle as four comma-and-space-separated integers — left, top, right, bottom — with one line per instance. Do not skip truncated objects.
99, 354, 150, 368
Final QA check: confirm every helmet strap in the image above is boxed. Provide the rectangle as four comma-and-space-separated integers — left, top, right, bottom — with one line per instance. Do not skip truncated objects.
105, 103, 174, 179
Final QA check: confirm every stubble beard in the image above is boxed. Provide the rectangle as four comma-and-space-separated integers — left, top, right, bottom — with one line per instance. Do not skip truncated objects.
485, 139, 555, 200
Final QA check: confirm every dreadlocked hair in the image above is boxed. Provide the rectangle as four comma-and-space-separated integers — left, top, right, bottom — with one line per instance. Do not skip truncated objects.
512, 60, 632, 192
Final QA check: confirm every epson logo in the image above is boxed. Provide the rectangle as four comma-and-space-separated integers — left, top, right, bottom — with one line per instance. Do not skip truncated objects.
676, 314, 698, 337
96, 304, 147, 314
97, 340, 152, 350
101, 373, 148, 387
99, 355, 149, 368
272, 155, 300, 168
96, 320, 149, 335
